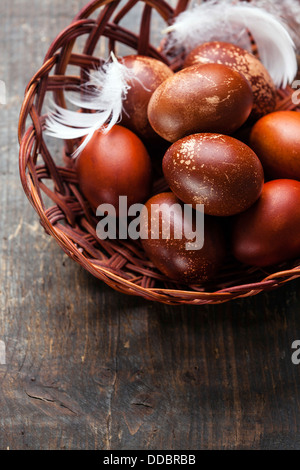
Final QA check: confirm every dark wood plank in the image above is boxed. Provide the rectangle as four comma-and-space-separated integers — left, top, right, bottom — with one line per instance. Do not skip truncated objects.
1, 0, 300, 451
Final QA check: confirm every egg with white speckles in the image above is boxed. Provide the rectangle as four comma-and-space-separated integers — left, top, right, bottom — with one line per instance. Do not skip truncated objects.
162, 133, 264, 217
183, 41, 276, 121
147, 63, 253, 143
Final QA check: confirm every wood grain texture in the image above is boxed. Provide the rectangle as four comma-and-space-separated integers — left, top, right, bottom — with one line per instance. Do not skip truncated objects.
1, 0, 300, 451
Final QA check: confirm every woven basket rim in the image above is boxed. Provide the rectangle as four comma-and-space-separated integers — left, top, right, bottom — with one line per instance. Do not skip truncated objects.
18, 0, 300, 305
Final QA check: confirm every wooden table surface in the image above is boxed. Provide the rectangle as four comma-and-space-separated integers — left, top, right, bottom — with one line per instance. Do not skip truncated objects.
2, 0, 300, 451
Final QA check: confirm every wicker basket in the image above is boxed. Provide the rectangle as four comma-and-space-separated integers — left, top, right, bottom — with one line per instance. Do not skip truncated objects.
18, 0, 300, 305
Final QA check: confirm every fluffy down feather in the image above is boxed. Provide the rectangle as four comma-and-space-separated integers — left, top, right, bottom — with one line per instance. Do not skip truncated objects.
44, 53, 137, 158
164, 0, 297, 88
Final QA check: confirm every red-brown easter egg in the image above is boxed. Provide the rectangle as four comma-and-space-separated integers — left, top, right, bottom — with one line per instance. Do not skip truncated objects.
162, 133, 264, 216
249, 111, 300, 180
120, 55, 174, 142
184, 41, 276, 121
140, 192, 226, 284
231, 179, 300, 267
147, 63, 253, 143
75, 125, 152, 215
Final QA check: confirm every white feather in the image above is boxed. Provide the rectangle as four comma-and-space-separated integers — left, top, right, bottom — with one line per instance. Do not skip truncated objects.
164, 0, 298, 88
44, 53, 136, 158
251, 0, 300, 52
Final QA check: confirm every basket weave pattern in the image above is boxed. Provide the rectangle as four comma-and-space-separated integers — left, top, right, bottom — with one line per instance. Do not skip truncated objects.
18, 0, 300, 305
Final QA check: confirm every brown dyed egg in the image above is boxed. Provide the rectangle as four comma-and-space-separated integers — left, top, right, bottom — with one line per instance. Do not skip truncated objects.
162, 133, 264, 217
75, 125, 152, 215
184, 41, 276, 121
249, 111, 300, 180
231, 179, 300, 267
140, 192, 226, 284
119, 55, 174, 142
147, 63, 253, 143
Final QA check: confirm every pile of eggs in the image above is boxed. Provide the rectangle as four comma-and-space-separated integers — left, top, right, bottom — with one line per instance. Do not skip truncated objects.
75, 42, 300, 285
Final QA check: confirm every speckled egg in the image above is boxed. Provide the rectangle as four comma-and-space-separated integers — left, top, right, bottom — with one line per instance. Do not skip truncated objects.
119, 55, 174, 142
162, 133, 264, 217
147, 63, 253, 143
183, 41, 276, 121
140, 192, 226, 284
